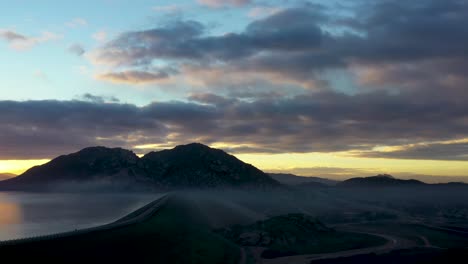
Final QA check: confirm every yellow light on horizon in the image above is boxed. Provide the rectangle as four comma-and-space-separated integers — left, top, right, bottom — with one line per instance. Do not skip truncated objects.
235, 152, 468, 177
0, 159, 50, 175
1, 148, 467, 181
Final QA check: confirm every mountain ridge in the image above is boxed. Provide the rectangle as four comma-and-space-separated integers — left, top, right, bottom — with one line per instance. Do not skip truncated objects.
268, 173, 338, 186
338, 174, 426, 187
0, 143, 280, 190
141, 143, 278, 188
2, 146, 466, 191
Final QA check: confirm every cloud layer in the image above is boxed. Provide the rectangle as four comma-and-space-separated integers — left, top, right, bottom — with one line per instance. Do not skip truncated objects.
4, 0, 468, 164
197, 0, 252, 8
2, 87, 468, 160
0, 30, 61, 50
87, 0, 468, 110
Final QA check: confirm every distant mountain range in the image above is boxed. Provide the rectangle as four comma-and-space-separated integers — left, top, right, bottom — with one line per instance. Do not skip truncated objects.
274, 173, 468, 189
268, 173, 338, 186
1, 144, 466, 191
338, 174, 435, 187
0, 143, 280, 191
0, 173, 15, 181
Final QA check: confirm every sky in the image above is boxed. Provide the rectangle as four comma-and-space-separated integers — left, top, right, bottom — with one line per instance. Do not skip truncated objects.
1, 0, 468, 182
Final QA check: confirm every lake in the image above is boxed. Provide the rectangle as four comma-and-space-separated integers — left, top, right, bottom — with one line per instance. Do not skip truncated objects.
0, 192, 162, 241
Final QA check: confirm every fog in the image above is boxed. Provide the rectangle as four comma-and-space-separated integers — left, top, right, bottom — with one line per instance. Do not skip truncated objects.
2, 184, 468, 241
0, 192, 161, 241
169, 185, 468, 229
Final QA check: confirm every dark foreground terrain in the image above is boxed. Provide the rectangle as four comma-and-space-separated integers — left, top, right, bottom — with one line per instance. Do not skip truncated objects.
0, 195, 240, 264
311, 248, 468, 264
1, 187, 468, 264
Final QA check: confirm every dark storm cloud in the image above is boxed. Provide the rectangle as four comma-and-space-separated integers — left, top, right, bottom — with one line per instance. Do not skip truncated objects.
3, 88, 468, 159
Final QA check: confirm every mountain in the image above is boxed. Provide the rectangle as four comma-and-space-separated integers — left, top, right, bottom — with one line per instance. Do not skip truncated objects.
0, 147, 145, 190
268, 173, 338, 186
141, 143, 279, 188
0, 143, 280, 190
338, 174, 425, 187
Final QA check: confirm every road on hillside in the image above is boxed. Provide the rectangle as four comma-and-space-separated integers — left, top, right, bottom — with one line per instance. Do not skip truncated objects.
419, 223, 468, 235
255, 231, 411, 264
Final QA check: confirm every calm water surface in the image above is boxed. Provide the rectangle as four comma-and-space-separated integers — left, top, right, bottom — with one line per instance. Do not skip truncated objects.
0, 192, 161, 241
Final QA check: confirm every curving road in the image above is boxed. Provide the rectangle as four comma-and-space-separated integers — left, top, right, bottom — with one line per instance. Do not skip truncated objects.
420, 223, 468, 235
258, 231, 410, 264
0, 194, 168, 247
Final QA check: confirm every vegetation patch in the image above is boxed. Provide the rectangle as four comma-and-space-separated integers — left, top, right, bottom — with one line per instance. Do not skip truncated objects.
217, 213, 387, 258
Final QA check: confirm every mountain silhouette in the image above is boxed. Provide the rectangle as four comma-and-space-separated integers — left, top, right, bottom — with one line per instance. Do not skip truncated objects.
0, 143, 280, 190
338, 174, 425, 187
141, 143, 279, 188
268, 173, 338, 186
0, 147, 145, 190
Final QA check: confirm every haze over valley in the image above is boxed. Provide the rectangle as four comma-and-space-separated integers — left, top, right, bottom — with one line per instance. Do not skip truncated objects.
1, 144, 468, 263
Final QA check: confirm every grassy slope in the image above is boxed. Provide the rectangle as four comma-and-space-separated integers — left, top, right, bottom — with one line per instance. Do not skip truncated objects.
0, 196, 240, 264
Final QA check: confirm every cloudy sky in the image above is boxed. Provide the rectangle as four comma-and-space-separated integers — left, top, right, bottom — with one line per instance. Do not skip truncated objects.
1, 0, 468, 182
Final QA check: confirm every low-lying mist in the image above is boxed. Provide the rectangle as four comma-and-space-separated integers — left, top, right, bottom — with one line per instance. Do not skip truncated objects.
168, 185, 468, 228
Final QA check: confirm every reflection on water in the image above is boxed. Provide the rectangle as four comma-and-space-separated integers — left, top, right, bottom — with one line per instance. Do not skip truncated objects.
0, 195, 22, 240
0, 192, 160, 241
0, 201, 22, 225
0, 193, 23, 240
